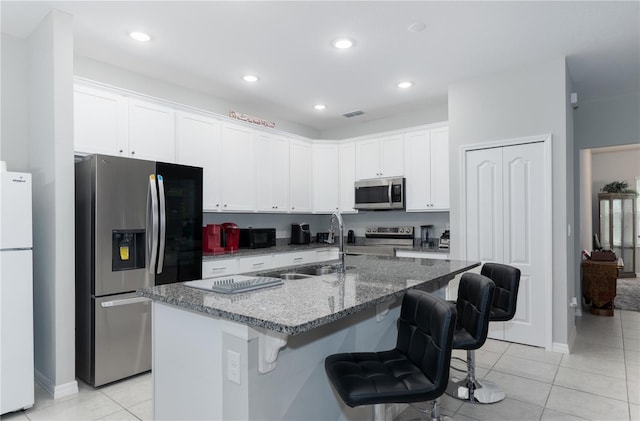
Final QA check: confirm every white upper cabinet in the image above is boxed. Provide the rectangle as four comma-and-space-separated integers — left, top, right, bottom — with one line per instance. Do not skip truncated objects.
355, 135, 404, 180
128, 99, 176, 162
404, 126, 449, 211
256, 133, 290, 212
289, 139, 312, 213
74, 85, 128, 156
220, 123, 257, 211
312, 143, 340, 214
175, 112, 221, 211
338, 142, 357, 213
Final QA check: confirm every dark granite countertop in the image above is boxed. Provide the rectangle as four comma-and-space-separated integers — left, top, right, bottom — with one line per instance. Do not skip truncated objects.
140, 255, 479, 335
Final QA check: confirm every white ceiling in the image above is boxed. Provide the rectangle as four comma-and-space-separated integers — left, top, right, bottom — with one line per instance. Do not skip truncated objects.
2, 1, 639, 132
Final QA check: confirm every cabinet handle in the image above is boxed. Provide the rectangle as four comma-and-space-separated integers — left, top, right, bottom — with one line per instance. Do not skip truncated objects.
291, 206, 295, 210
252, 262, 265, 267
211, 267, 226, 271
131, 151, 135, 155
119, 149, 123, 153
293, 257, 303, 261
224, 204, 227, 207
216, 204, 220, 207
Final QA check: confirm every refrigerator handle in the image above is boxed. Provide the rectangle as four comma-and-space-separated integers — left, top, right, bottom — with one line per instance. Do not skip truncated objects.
157, 175, 166, 274
100, 297, 151, 308
147, 175, 159, 274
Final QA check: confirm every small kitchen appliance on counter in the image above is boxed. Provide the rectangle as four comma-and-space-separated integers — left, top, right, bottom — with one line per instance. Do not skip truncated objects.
316, 232, 330, 243
347, 230, 356, 244
290, 223, 311, 245
222, 222, 240, 253
420, 225, 436, 249
345, 226, 414, 256
203, 224, 225, 254
439, 230, 450, 250
239, 228, 276, 249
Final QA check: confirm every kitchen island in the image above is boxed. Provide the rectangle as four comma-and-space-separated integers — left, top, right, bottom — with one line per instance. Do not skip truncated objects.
139, 255, 479, 421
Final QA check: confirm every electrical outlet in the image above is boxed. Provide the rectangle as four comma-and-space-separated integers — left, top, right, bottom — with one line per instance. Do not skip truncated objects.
227, 350, 241, 385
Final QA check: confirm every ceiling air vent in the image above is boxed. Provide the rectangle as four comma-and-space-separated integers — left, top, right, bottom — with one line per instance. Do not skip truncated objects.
342, 110, 365, 118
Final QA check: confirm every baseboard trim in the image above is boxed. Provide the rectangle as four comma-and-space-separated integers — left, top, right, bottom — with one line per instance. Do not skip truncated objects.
34, 369, 79, 399
552, 341, 571, 354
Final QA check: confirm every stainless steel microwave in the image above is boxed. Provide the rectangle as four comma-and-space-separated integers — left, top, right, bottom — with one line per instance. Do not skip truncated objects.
354, 177, 405, 210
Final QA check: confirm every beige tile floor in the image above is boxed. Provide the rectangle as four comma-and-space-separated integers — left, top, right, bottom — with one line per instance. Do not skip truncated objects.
1, 310, 638, 420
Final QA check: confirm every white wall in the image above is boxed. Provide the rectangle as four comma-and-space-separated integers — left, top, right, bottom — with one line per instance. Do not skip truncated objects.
20, 10, 77, 398
574, 93, 640, 149
0, 34, 29, 170
74, 56, 320, 139
448, 57, 573, 349
318, 97, 449, 140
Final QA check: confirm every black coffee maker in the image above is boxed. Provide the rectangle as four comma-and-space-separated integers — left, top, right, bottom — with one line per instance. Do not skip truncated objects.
290, 223, 311, 245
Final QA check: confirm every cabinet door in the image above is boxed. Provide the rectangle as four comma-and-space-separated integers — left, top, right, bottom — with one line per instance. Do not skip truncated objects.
175, 112, 221, 211
256, 134, 289, 212
74, 85, 128, 155
379, 135, 404, 177
128, 99, 176, 162
404, 130, 431, 211
220, 124, 256, 211
339, 142, 357, 213
289, 139, 312, 213
355, 139, 380, 180
429, 127, 449, 210
312, 143, 340, 213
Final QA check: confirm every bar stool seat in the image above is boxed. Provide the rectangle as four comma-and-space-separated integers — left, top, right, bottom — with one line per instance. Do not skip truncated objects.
325, 289, 457, 421
445, 273, 495, 404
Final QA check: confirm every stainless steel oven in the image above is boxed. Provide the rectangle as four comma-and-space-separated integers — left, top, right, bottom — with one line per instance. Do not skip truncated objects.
345, 226, 414, 256
354, 177, 405, 210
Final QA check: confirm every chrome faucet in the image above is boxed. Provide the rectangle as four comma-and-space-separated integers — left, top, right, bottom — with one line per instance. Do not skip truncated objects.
329, 212, 345, 273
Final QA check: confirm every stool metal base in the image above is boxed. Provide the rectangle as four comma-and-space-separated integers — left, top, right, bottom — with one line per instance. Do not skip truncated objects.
445, 376, 506, 404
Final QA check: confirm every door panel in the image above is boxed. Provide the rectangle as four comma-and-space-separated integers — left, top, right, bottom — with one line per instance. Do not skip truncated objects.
95, 156, 155, 296
502, 142, 545, 346
93, 293, 151, 386
465, 141, 546, 347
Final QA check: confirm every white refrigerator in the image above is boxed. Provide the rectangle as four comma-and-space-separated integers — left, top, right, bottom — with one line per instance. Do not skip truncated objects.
0, 171, 34, 414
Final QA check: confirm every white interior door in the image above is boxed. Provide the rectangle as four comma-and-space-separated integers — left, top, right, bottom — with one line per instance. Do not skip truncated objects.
465, 141, 546, 347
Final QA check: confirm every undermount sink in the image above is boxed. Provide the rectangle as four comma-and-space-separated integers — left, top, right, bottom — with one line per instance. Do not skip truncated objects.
259, 264, 355, 280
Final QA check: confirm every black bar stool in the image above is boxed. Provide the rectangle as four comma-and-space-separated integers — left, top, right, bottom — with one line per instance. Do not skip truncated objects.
476, 262, 521, 403
445, 273, 496, 404
325, 289, 457, 421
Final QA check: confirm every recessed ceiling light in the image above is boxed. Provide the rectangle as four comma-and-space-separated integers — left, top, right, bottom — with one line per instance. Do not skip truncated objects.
313, 104, 327, 111
129, 31, 151, 42
243, 75, 259, 83
397, 81, 413, 89
332, 37, 355, 49
408, 22, 427, 33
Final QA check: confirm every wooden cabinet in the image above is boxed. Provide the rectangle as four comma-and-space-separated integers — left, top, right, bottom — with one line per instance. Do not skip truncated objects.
582, 260, 619, 316
312, 143, 340, 213
338, 142, 358, 213
599, 193, 637, 277
355, 135, 403, 180
128, 99, 176, 162
220, 123, 257, 211
289, 139, 312, 213
73, 85, 128, 155
175, 112, 221, 211
256, 134, 290, 212
404, 126, 449, 211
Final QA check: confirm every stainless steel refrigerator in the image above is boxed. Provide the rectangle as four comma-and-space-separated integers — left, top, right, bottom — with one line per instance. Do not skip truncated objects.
75, 154, 202, 386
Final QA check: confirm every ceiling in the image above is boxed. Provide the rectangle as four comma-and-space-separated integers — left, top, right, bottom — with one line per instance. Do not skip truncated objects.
2, 1, 639, 132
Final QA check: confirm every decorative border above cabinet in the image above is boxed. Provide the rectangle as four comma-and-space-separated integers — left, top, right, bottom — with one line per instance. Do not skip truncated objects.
73, 78, 450, 214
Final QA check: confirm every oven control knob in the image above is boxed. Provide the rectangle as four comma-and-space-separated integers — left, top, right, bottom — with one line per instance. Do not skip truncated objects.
366, 228, 372, 233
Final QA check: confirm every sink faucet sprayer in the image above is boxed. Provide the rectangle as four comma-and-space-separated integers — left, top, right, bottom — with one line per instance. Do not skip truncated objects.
329, 212, 345, 273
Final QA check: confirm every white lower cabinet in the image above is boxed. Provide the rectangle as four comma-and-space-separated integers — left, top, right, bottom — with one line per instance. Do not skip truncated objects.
202, 258, 239, 278
273, 251, 316, 268
238, 255, 274, 273
316, 248, 339, 262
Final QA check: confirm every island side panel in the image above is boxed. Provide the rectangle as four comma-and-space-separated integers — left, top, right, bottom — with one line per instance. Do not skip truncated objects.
247, 301, 401, 421
152, 302, 225, 420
